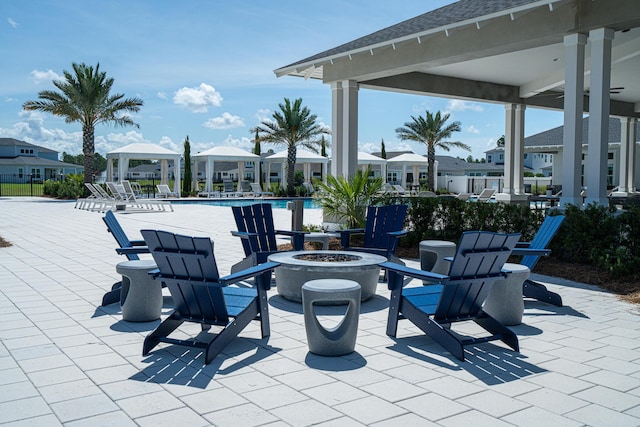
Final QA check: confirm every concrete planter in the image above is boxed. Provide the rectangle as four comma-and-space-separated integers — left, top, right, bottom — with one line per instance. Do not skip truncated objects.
268, 250, 386, 303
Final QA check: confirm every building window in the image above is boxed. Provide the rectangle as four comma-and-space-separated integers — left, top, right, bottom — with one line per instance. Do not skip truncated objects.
608, 152, 614, 160
18, 168, 23, 178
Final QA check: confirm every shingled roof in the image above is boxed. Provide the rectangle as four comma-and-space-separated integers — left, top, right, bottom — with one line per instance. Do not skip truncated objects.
277, 0, 545, 75
525, 117, 640, 149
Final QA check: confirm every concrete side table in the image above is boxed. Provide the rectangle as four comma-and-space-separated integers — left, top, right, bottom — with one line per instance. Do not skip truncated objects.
419, 240, 456, 275
303, 232, 339, 250
301, 279, 361, 356
483, 262, 530, 326
116, 260, 162, 322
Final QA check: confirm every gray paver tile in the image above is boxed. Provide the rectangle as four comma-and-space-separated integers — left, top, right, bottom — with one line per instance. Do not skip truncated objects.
302, 381, 369, 405
0, 396, 53, 423
438, 409, 513, 427
180, 387, 248, 413
456, 389, 530, 418
566, 403, 640, 427
50, 393, 119, 422
39, 378, 102, 404
64, 410, 137, 427
270, 399, 342, 426
335, 395, 407, 424
243, 383, 308, 410
579, 369, 640, 392
362, 378, 427, 402
573, 385, 640, 411
203, 402, 278, 427
502, 406, 584, 427
517, 387, 589, 414
397, 392, 469, 421
371, 412, 439, 426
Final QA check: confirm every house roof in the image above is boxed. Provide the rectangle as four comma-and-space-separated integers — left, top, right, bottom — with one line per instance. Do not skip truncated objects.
524, 117, 640, 152
0, 138, 57, 153
192, 146, 259, 161
0, 156, 83, 169
436, 155, 504, 172
265, 149, 329, 163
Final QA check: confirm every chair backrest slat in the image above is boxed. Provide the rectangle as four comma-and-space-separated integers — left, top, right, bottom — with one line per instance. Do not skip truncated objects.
435, 231, 520, 320
232, 203, 278, 256
520, 215, 565, 270
363, 205, 408, 249
142, 230, 227, 321
103, 211, 139, 261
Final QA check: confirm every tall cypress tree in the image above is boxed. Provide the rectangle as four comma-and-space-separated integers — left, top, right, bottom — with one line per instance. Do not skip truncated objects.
381, 139, 387, 159
253, 129, 262, 188
182, 136, 192, 196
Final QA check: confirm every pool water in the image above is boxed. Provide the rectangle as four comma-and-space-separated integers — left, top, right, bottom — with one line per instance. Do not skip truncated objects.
173, 198, 322, 209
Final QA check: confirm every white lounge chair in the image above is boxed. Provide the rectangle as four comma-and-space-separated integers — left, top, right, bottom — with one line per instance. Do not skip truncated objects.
156, 184, 179, 198
251, 183, 274, 197
122, 181, 173, 211
392, 185, 406, 196
476, 188, 496, 202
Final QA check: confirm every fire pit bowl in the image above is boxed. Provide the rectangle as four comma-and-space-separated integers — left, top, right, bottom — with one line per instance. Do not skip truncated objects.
267, 250, 386, 302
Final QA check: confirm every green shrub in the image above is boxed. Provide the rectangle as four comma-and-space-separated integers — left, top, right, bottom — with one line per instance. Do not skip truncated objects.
43, 174, 84, 199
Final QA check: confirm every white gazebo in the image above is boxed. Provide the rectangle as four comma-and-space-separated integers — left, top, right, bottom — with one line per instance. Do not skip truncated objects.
386, 153, 434, 189
192, 146, 259, 193
265, 149, 329, 184
106, 143, 181, 196
358, 152, 387, 183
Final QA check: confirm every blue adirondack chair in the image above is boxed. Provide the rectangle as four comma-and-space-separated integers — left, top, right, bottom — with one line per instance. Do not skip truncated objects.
512, 214, 566, 306
381, 231, 521, 361
100, 210, 150, 306
339, 204, 408, 261
231, 203, 306, 273
141, 229, 279, 364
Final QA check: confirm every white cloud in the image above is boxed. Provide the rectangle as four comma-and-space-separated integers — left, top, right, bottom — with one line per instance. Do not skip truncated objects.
254, 108, 271, 123
358, 142, 377, 153
30, 69, 62, 84
223, 134, 253, 150
173, 83, 222, 113
446, 99, 484, 113
467, 125, 480, 134
203, 112, 245, 130
7, 18, 18, 28
157, 91, 167, 100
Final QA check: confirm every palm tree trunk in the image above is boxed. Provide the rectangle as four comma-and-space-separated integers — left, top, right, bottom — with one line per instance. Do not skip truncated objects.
427, 144, 436, 192
82, 124, 95, 185
286, 145, 296, 196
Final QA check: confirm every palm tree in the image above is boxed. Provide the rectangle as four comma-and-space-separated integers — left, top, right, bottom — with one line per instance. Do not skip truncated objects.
251, 98, 329, 196
23, 62, 143, 185
395, 110, 469, 192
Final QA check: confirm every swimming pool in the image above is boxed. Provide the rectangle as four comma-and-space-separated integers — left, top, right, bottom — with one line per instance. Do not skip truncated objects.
173, 198, 322, 209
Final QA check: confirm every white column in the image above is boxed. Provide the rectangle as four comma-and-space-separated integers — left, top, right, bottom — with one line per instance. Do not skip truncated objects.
107, 159, 113, 182
503, 104, 516, 195
552, 151, 563, 184
381, 162, 387, 184
618, 117, 632, 193
628, 119, 637, 193
173, 156, 181, 197
514, 105, 526, 194
237, 162, 245, 191
321, 162, 327, 184
193, 160, 199, 192
401, 164, 407, 188
205, 158, 213, 193
585, 28, 614, 206
330, 81, 343, 177
342, 80, 359, 179
560, 33, 588, 207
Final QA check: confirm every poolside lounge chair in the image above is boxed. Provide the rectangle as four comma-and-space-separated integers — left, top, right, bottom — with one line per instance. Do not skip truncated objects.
221, 179, 239, 197
122, 181, 173, 211
140, 229, 279, 364
77, 183, 112, 211
392, 185, 406, 196
512, 214, 565, 306
100, 210, 151, 306
476, 188, 496, 202
381, 231, 521, 361
339, 204, 408, 263
417, 191, 437, 197
231, 203, 306, 273
250, 183, 274, 197
156, 184, 179, 198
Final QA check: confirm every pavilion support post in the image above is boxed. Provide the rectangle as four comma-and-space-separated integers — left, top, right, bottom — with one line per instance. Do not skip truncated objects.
585, 28, 614, 206
560, 33, 588, 208
160, 159, 169, 186
173, 157, 181, 197
331, 81, 343, 178
330, 80, 358, 179
495, 104, 528, 205
614, 117, 638, 195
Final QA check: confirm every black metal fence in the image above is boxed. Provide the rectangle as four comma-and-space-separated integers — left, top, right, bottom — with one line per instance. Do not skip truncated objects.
0, 174, 51, 197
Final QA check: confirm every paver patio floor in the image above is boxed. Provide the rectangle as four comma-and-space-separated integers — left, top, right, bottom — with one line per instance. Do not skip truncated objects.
0, 198, 639, 426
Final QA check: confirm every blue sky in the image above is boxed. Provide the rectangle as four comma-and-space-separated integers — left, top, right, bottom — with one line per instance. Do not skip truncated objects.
1, 0, 564, 161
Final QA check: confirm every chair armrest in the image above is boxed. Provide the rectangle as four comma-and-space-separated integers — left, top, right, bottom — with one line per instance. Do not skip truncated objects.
230, 230, 258, 240
339, 228, 365, 248
116, 247, 150, 255
379, 261, 449, 289
219, 261, 280, 287
130, 240, 146, 246
274, 230, 308, 237
387, 230, 408, 238
275, 230, 307, 250
515, 242, 531, 248
511, 248, 551, 257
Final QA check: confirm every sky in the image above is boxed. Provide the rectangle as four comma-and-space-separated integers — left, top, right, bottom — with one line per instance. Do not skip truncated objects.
0, 0, 565, 161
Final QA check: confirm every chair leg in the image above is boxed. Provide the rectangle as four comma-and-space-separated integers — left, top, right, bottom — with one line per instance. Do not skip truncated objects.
204, 302, 259, 364
143, 315, 184, 356
474, 312, 519, 353
523, 279, 563, 307
101, 283, 122, 306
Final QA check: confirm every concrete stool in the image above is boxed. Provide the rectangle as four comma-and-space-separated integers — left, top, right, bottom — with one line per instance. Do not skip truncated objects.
116, 260, 162, 322
483, 262, 530, 326
420, 240, 456, 275
303, 232, 339, 250
301, 279, 361, 356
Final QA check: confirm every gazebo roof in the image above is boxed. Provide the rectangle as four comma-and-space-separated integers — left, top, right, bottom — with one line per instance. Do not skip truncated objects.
192, 146, 259, 161
358, 152, 386, 165
265, 149, 329, 163
386, 152, 427, 164
106, 143, 179, 159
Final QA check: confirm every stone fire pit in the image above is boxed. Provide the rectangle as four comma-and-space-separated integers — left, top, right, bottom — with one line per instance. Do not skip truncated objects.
267, 250, 386, 302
